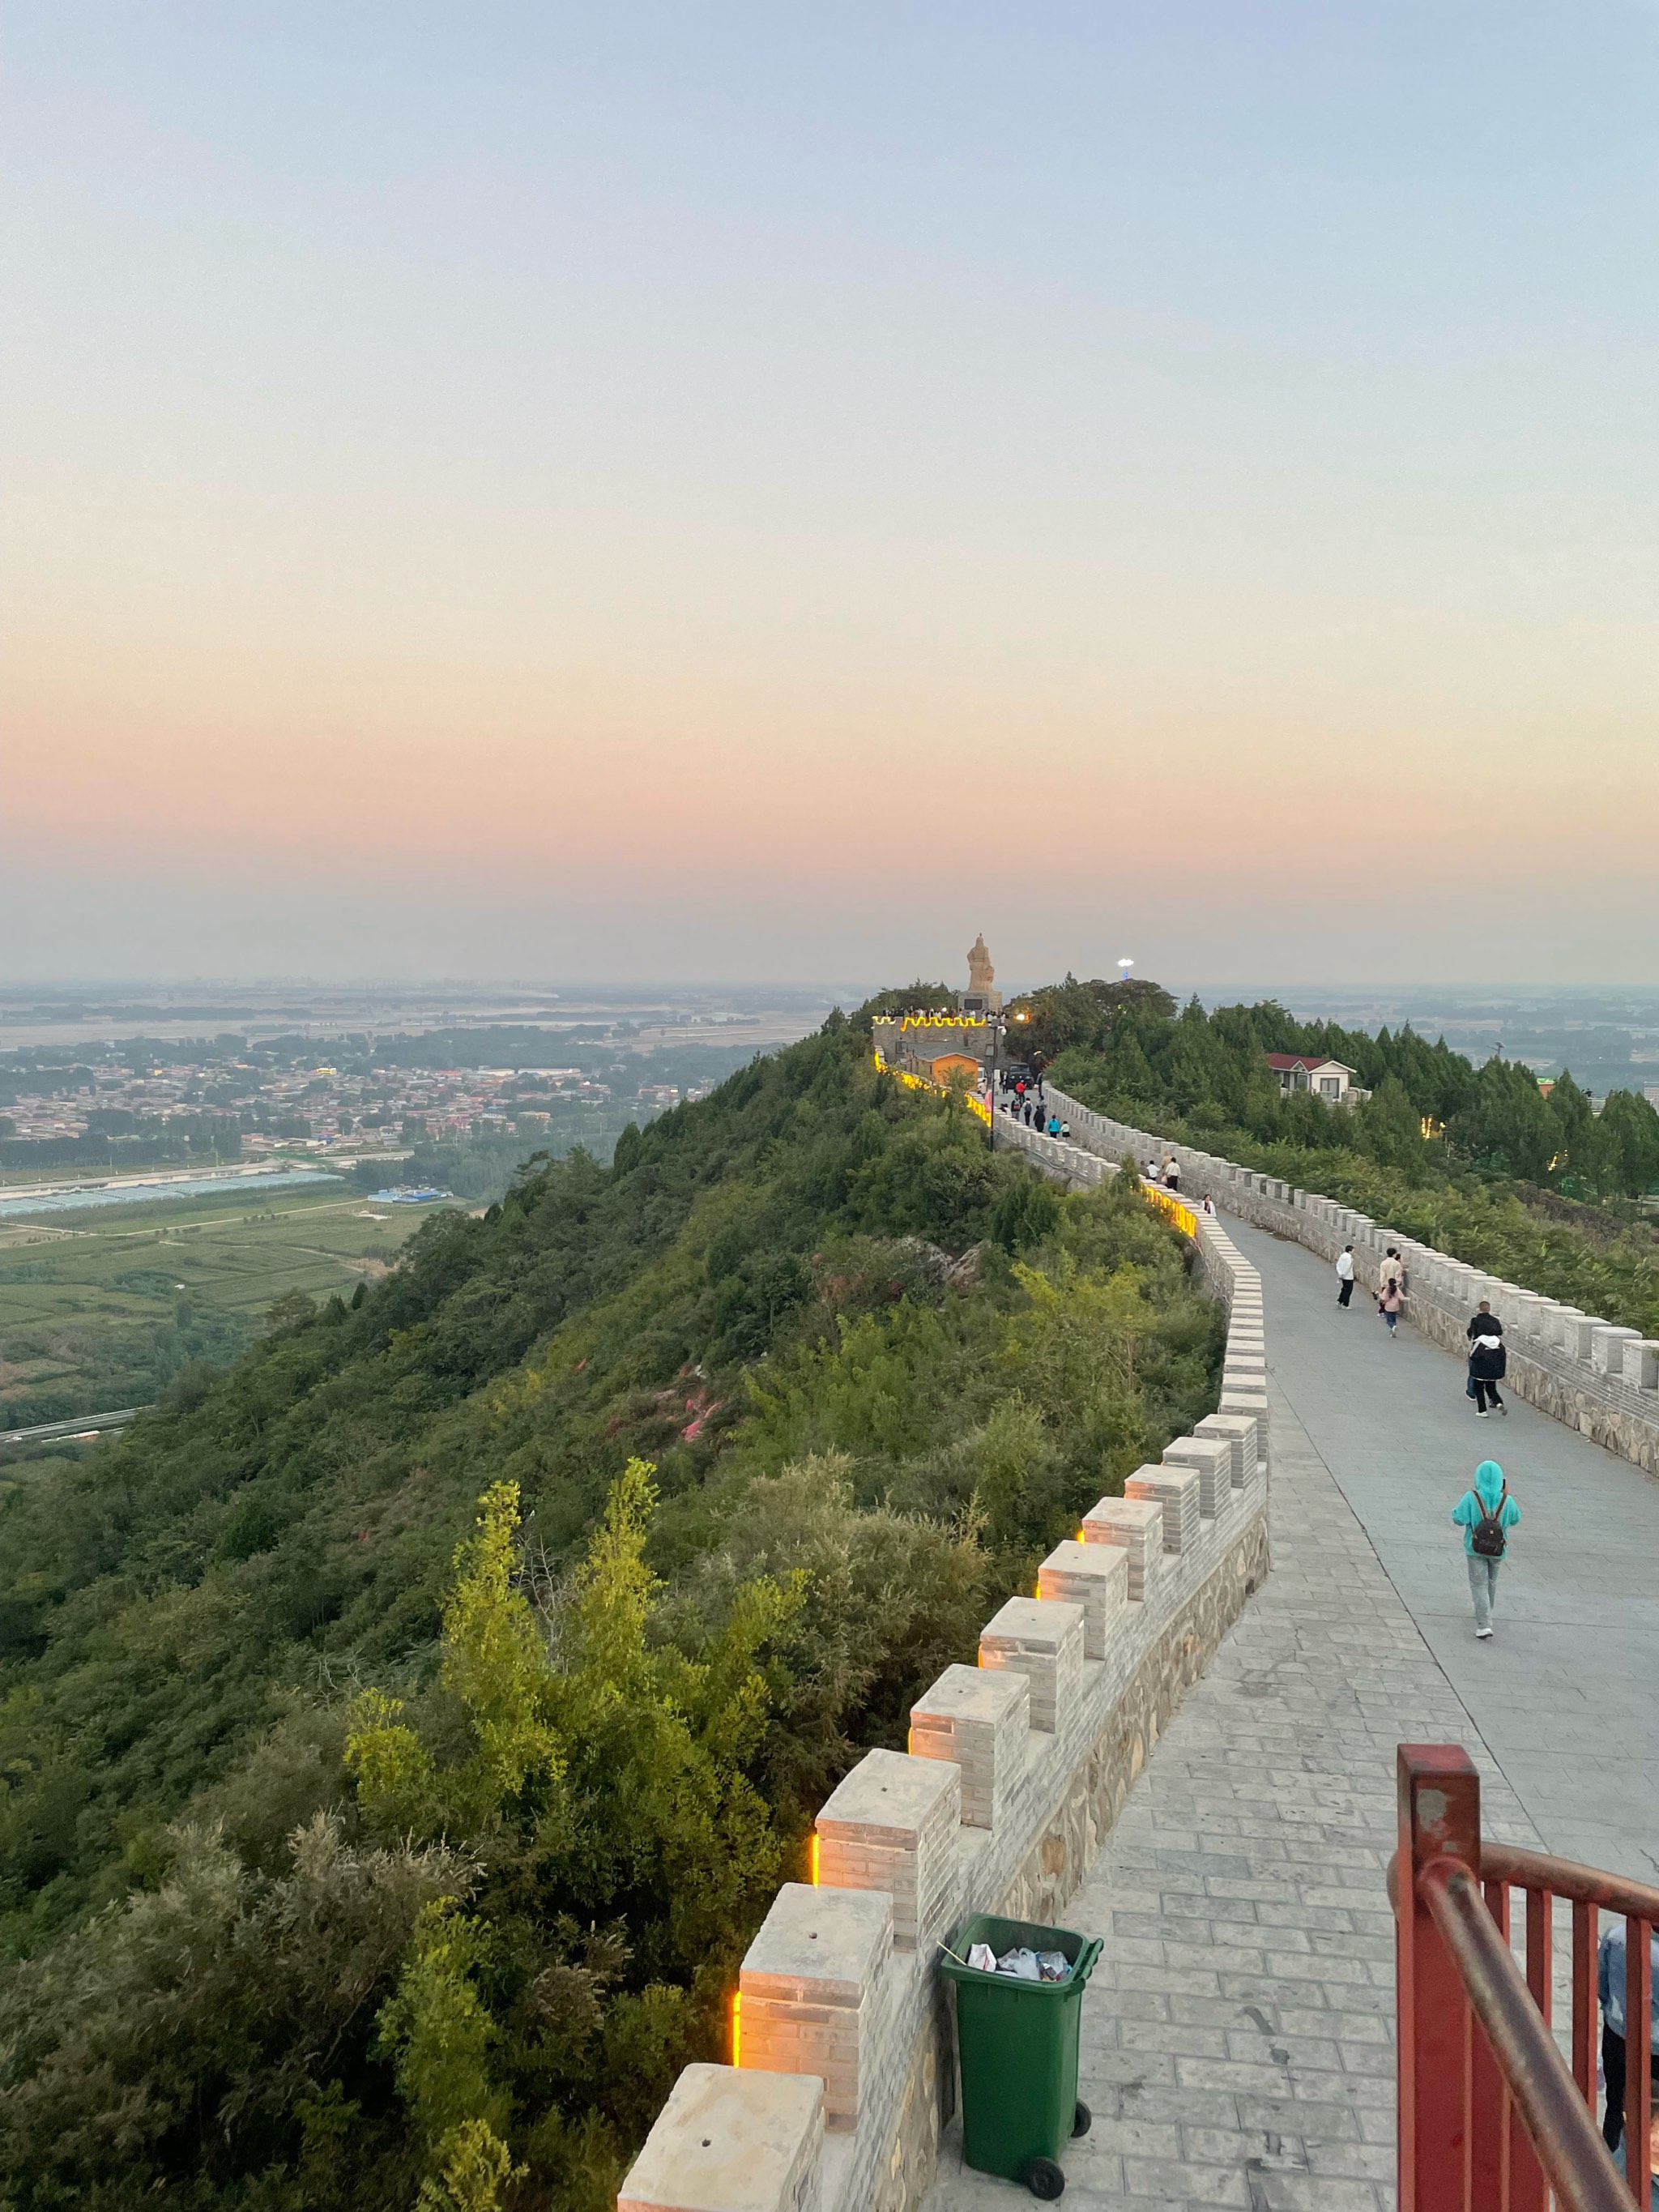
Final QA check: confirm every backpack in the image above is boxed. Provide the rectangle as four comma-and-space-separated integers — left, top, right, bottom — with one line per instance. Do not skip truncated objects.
1469, 1483, 1508, 1558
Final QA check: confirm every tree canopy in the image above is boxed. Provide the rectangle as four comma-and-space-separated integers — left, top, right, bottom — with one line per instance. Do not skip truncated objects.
0, 1013, 1219, 2210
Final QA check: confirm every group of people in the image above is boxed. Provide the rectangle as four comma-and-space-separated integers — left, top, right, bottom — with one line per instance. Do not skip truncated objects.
1333, 1239, 1409, 1335
996, 1070, 1073, 1140
1327, 1240, 1654, 2175
1002, 1097, 1070, 1139
1333, 1242, 1509, 1414
1332, 1241, 1520, 1627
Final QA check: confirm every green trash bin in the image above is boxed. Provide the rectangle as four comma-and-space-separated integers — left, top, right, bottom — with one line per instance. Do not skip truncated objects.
940, 1912, 1103, 2199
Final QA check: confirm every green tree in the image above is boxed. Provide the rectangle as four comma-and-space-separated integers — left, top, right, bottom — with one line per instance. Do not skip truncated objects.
991, 1176, 1061, 1253
851, 980, 958, 1030
1004, 976, 1175, 1065
377, 1901, 517, 2211
347, 1481, 565, 1845
0, 1816, 465, 2208
1355, 1074, 1428, 1181
1448, 1059, 1558, 1182
1546, 1070, 1601, 1193
347, 1464, 803, 2201
1597, 1088, 1659, 1198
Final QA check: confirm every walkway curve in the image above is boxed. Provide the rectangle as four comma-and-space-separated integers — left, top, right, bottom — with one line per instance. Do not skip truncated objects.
925, 1113, 1659, 2209
1222, 1209, 1659, 1879
927, 1377, 1537, 2210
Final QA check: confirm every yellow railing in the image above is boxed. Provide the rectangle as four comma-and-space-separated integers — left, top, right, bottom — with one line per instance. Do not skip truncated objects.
872, 1049, 992, 1128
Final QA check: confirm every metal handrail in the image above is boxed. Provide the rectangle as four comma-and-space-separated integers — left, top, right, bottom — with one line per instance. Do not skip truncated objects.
1419, 1854, 1631, 2212
1482, 1843, 1659, 1924
1394, 1745, 1653, 2212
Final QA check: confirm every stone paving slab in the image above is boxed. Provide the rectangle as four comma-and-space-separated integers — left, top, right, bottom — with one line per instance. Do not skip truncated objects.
925, 1382, 1536, 2211
1222, 1212, 1659, 1877
927, 1198, 1659, 2209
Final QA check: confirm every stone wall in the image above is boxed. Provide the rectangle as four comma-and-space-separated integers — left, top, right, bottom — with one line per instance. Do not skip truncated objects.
617, 1213, 1270, 2212
1030, 1083, 1659, 1475
989, 1110, 1112, 1189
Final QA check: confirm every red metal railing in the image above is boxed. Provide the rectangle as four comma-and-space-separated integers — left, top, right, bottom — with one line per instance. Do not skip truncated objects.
1393, 1745, 1657, 2212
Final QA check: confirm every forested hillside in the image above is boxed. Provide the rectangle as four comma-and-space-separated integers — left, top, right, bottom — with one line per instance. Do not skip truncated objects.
1015, 977, 1659, 1334
0, 1009, 1220, 2212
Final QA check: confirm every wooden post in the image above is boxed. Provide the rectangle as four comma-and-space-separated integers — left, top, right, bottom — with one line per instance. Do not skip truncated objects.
1473, 1878, 1511, 2212
1507, 1886, 1551, 2212
1573, 1900, 1599, 2110
1630, 1916, 1653, 2212
1397, 1744, 1482, 2212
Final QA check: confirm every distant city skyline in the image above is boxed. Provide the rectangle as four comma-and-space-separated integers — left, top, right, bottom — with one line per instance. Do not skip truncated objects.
6, 4, 1658, 983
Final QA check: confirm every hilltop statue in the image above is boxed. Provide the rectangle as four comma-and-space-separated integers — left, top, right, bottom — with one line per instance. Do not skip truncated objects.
963, 934, 1001, 1012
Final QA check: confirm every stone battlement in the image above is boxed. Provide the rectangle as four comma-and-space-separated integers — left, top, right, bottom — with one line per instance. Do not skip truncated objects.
617, 1214, 1270, 2212
1024, 1086, 1659, 1476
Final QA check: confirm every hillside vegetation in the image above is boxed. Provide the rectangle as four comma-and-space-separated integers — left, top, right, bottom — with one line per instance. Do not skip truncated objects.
0, 1010, 1220, 2212
0, 1185, 450, 1438
1015, 977, 1659, 1334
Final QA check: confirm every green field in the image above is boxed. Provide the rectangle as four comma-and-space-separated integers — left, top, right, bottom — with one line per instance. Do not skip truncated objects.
0, 1181, 458, 1434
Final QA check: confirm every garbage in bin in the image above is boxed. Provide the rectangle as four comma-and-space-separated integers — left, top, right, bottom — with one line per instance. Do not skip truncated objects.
940, 1911, 1102, 2200
988, 1945, 1071, 1982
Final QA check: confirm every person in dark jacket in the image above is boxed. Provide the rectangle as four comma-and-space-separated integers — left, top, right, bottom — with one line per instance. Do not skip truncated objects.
1467, 1300, 1508, 1417
1598, 1916, 1659, 2166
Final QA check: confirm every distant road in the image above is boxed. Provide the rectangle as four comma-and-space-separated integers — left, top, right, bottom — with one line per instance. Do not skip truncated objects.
0, 1406, 146, 1452
0, 1159, 345, 1204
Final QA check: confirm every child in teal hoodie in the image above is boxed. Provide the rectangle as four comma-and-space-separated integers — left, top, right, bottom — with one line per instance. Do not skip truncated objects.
1451, 1459, 1521, 1640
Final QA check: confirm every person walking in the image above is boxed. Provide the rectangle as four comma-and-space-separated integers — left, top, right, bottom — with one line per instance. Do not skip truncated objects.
1451, 1459, 1520, 1638
1466, 1300, 1508, 1417
1599, 1915, 1659, 2171
1378, 1275, 1403, 1337
1046, 1112, 1061, 1138
1162, 1157, 1180, 1192
1336, 1245, 1355, 1308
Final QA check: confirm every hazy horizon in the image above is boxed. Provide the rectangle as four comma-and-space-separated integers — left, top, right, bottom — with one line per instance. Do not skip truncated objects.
3, 974, 1656, 1010
7, 4, 1658, 984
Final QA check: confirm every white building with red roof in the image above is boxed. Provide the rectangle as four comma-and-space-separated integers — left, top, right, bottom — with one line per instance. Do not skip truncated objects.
1265, 1051, 1357, 1101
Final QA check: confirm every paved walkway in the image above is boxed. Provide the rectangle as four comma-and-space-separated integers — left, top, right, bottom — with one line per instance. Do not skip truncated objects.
1226, 1213, 1659, 1877
928, 1209, 1659, 2210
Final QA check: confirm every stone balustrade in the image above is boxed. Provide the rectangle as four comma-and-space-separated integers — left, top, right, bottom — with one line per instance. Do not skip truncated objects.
1026, 1083, 1659, 1475
616, 1211, 1271, 2212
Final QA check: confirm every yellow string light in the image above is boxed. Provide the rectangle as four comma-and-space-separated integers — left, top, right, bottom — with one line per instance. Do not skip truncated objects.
1140, 1185, 1197, 1236
871, 1051, 991, 1125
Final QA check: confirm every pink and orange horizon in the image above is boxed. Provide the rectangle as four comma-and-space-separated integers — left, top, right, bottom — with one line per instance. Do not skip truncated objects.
5, 6, 1657, 984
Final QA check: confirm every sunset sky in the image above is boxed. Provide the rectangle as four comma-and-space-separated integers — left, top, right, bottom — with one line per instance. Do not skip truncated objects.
5, 3, 1657, 987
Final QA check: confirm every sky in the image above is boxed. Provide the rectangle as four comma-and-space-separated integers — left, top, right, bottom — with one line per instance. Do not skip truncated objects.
4, 2, 1658, 989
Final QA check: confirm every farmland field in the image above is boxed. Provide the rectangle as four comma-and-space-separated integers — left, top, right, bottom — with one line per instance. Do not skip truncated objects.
0, 1179, 458, 1437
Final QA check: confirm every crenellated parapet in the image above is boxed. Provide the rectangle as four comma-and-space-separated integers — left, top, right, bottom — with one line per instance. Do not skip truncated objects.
1021, 1083, 1659, 1476
616, 1213, 1271, 2212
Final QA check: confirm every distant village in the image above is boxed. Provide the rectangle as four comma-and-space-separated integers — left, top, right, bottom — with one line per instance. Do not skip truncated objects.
0, 1045, 711, 1166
